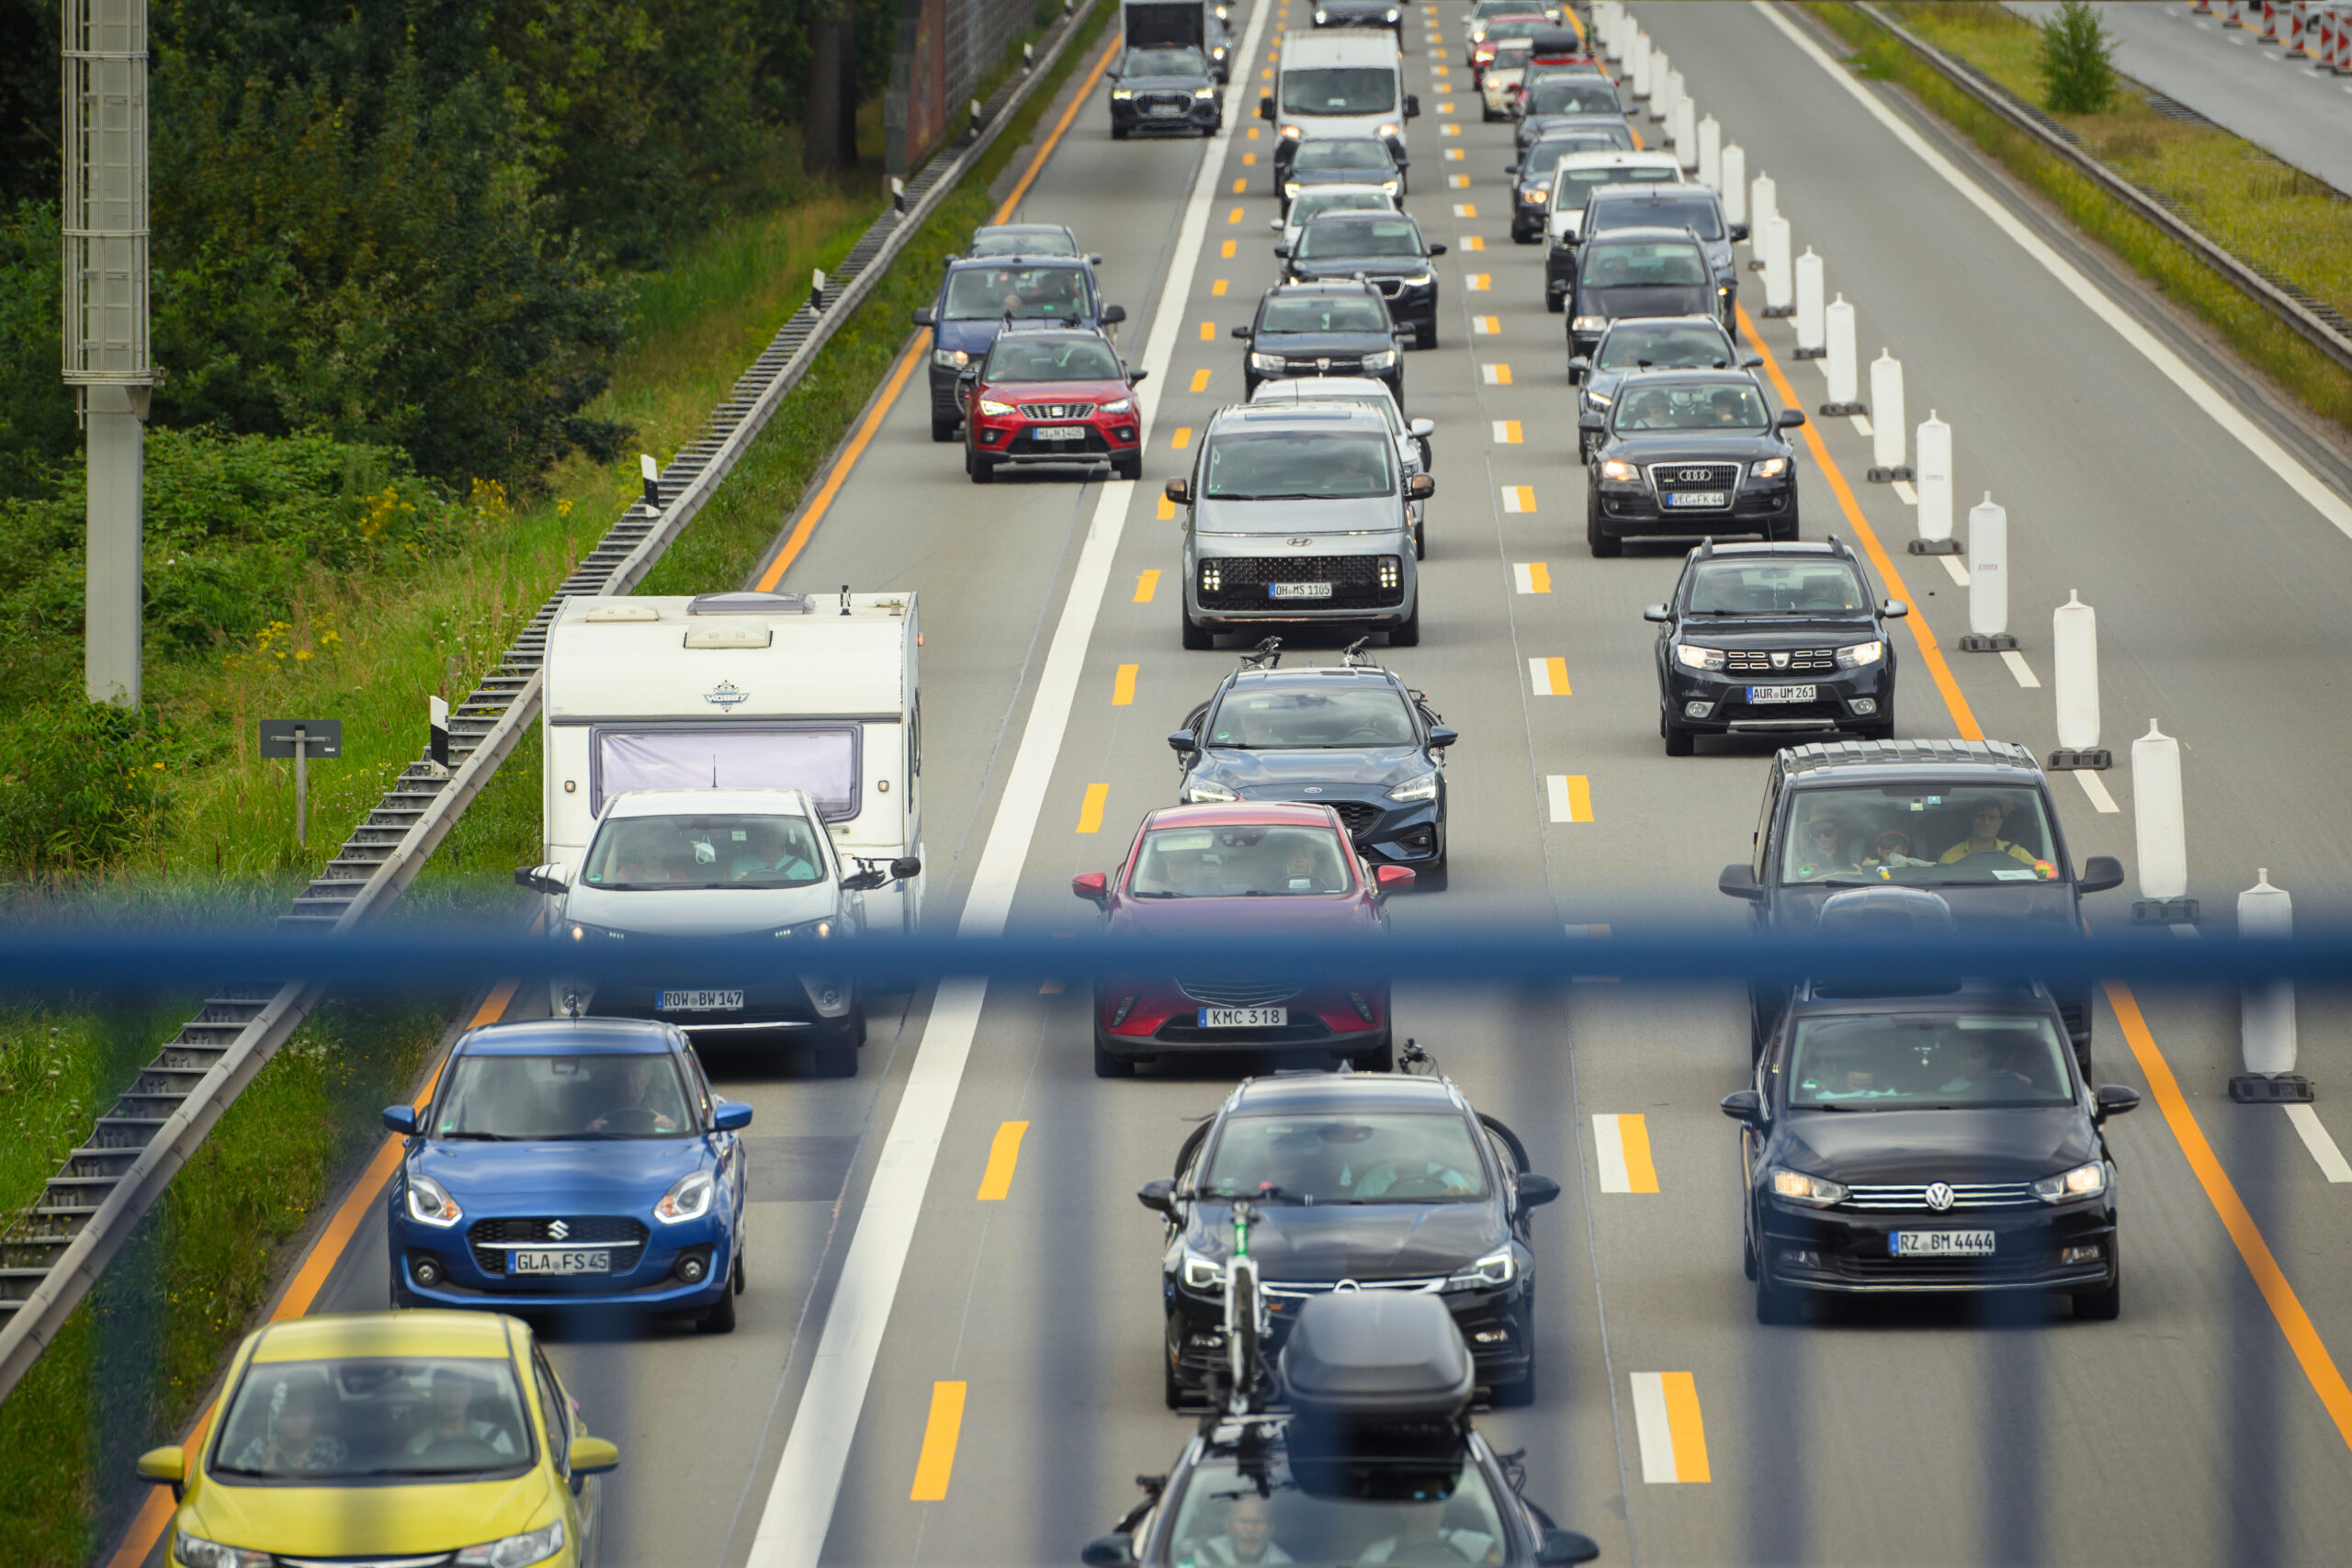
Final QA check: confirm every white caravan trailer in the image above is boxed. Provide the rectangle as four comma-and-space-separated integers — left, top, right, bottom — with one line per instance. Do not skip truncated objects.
540, 589, 923, 934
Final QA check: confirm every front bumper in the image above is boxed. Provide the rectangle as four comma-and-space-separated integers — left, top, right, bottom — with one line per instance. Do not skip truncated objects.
1244, 356, 1403, 400
1510, 194, 1548, 239
1111, 94, 1221, 133
1592, 473, 1797, 537
968, 409, 1140, 463
562, 975, 857, 1038
1168, 1276, 1531, 1391
1757, 1196, 2117, 1295
391, 1205, 733, 1313
929, 360, 970, 421
1186, 548, 1415, 629
1663, 660, 1890, 736
1094, 982, 1388, 1055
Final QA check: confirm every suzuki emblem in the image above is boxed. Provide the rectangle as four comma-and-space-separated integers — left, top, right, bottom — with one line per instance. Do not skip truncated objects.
1925, 1183, 1954, 1212
1770, 651, 1790, 670
704, 679, 750, 709
548, 1219, 571, 1241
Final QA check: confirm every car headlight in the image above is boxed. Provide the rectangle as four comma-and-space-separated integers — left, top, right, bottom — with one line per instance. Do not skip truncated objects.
1110, 87, 1135, 100
977, 399, 1017, 417
1182, 1251, 1227, 1292
174, 1532, 272, 1568
1599, 458, 1639, 482
1182, 778, 1240, 804
1213, 45, 1227, 60
1522, 187, 1548, 204
655, 1169, 717, 1225
1388, 772, 1439, 803
775, 918, 834, 940
569, 920, 624, 943
1315, 7, 1329, 18
1284, 182, 1302, 199
1571, 315, 1607, 332
2032, 1161, 2107, 1203
1400, 271, 1432, 287
1675, 644, 1726, 671
1770, 1168, 1848, 1207
1834, 640, 1883, 669
931, 348, 967, 367
1444, 1247, 1516, 1292
1382, 179, 1401, 196
1280, 124, 1303, 140
1752, 457, 1789, 479
1385, 6, 1400, 19
1249, 351, 1283, 372
455, 1521, 567, 1568
1376, 123, 1401, 141
1193, 86, 1216, 99
1586, 390, 1613, 408
405, 1172, 464, 1228
1363, 349, 1397, 370
1100, 397, 1133, 414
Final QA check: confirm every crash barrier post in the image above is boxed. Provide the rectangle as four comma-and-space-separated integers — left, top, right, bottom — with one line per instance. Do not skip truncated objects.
1865, 352, 1910, 479
1908, 412, 1957, 554
2222, 0, 2245, 28
2048, 592, 2108, 768
2260, 0, 2282, 42
1698, 115, 1722, 190
1721, 142, 1747, 223
1652, 57, 1675, 122
1670, 93, 1697, 172
1792, 249, 1826, 357
1747, 172, 1776, 270
427, 695, 451, 775
1959, 491, 2015, 651
2132, 721, 2198, 924
1821, 296, 1864, 415
1632, 33, 1653, 102
1760, 215, 1794, 316
2232, 871, 2312, 1100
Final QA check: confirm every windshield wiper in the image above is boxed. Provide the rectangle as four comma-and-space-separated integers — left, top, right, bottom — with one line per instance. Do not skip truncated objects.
1212, 492, 1323, 502
434, 1131, 514, 1141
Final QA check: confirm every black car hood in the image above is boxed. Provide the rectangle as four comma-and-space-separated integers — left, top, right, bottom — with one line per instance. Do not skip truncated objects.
1294, 167, 1396, 186
1122, 71, 1213, 90
1675, 614, 1877, 645
1578, 283, 1714, 321
1775, 1105, 2098, 1185
1607, 431, 1785, 463
1255, 330, 1396, 358
1187, 1200, 1505, 1280
1770, 879, 2082, 932
1191, 744, 1423, 796
1291, 256, 1428, 283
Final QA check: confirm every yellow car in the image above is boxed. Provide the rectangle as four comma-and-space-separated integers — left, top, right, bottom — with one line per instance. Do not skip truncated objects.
137, 1311, 616, 1567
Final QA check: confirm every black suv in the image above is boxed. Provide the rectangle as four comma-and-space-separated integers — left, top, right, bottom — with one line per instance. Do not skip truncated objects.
956, 222, 1097, 264
1108, 44, 1223, 139
1564, 227, 1717, 365
1718, 739, 2127, 1066
1170, 651, 1456, 885
1583, 369, 1804, 557
1139, 1069, 1559, 1407
1282, 135, 1406, 215
1572, 316, 1758, 460
1233, 281, 1407, 405
1579, 184, 1743, 331
1643, 538, 1905, 755
1313, 0, 1406, 32
1724, 967, 2139, 1325
1281, 212, 1448, 350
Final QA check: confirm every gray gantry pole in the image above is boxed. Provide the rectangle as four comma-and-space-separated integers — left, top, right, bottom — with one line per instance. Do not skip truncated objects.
62, 0, 152, 707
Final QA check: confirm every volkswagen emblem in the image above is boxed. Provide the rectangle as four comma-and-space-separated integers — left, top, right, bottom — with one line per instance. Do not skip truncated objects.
1770, 651, 1790, 670
1333, 1279, 1361, 1292
548, 1219, 571, 1241
1925, 1182, 1954, 1213
704, 679, 750, 709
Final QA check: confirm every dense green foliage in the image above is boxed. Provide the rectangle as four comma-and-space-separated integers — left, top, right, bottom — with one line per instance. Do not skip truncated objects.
2037, 0, 2117, 115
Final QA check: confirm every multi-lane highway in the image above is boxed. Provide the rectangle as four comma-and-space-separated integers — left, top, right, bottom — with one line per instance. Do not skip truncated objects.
167, 3, 2352, 1564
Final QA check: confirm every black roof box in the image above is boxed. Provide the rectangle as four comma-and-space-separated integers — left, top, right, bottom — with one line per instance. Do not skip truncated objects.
1278, 1293, 1473, 1419
1529, 27, 1588, 55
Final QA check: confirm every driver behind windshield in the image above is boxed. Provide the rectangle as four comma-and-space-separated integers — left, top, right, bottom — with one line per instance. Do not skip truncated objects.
406, 1366, 517, 1460
586, 1055, 684, 1134
1941, 795, 2040, 869
1360, 1497, 1503, 1564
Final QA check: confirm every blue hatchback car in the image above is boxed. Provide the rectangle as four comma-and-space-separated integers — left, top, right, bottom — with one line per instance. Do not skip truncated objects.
911, 254, 1125, 442
385, 1018, 752, 1332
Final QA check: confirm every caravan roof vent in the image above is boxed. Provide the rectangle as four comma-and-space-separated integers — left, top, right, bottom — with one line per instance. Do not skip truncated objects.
582, 603, 661, 623
683, 623, 772, 649
689, 592, 812, 616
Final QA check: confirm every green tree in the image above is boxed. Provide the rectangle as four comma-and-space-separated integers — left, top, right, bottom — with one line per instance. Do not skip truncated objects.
2039, 0, 2118, 116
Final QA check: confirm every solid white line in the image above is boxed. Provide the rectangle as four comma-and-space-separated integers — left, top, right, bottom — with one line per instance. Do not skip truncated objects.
2285, 1105, 2352, 1184
1849, 413, 1874, 439
743, 3, 1272, 1559
1891, 479, 1917, 505
1999, 649, 2040, 687
2075, 770, 2120, 813
1592, 1113, 1633, 1194
1754, 1, 2352, 542
1940, 554, 1971, 587
1629, 1372, 1679, 1483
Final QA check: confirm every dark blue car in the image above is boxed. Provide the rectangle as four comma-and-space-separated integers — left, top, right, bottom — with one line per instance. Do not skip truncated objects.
912, 254, 1125, 442
384, 1017, 752, 1333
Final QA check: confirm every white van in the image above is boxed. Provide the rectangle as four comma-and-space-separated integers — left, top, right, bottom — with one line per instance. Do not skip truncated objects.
1261, 29, 1416, 192
538, 589, 923, 936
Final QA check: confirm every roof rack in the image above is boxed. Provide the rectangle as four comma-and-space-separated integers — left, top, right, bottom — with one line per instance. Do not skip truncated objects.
1238, 637, 1283, 671
1340, 636, 1374, 667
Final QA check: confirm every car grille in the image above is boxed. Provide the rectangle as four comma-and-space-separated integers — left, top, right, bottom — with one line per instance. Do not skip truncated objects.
1724, 701, 1845, 727
1137, 91, 1193, 116
1006, 427, 1111, 455
1369, 276, 1407, 299
1178, 978, 1301, 1007
1263, 1276, 1446, 1297
1015, 401, 1093, 420
1329, 799, 1385, 837
468, 1215, 649, 1275
1197, 555, 1406, 610
1646, 461, 1743, 502
1272, 355, 1363, 374
1725, 648, 1836, 673
1839, 1182, 2040, 1212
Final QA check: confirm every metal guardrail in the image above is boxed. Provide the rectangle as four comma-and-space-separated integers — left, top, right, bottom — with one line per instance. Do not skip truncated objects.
0, 0, 1105, 1405
1842, 1, 2352, 378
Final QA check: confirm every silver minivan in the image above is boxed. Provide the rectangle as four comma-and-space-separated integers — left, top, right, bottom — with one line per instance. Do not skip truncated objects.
1166, 403, 1430, 649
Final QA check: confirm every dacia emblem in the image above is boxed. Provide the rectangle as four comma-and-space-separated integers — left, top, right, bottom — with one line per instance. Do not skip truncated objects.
1925, 1182, 1954, 1212
1770, 651, 1791, 670
705, 679, 750, 709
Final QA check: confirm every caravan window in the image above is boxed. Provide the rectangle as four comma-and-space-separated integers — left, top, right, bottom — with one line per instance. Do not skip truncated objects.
591, 726, 861, 819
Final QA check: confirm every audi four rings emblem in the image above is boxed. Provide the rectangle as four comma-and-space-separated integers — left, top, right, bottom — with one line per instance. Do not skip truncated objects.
1925, 1183, 1955, 1212
548, 1219, 571, 1240
1679, 468, 1711, 482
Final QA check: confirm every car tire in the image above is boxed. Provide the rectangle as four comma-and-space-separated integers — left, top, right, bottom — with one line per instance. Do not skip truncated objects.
1663, 718, 1694, 758
1352, 1034, 1395, 1073
1577, 431, 1594, 465
1588, 510, 1623, 558
966, 448, 995, 484
1412, 515, 1427, 560
1545, 294, 1565, 314
698, 1283, 738, 1334
1094, 1033, 1137, 1078
1112, 123, 1130, 141
1388, 603, 1421, 647
1416, 319, 1438, 351
1113, 452, 1142, 482
811, 1012, 863, 1077
1770, 514, 1799, 543
733, 1250, 747, 1295
1755, 1265, 1803, 1326
931, 413, 958, 443
1415, 854, 1447, 893
1181, 607, 1214, 650
2075, 1258, 2121, 1322
1859, 719, 1895, 742
1164, 1315, 1192, 1409
1743, 1230, 1759, 1282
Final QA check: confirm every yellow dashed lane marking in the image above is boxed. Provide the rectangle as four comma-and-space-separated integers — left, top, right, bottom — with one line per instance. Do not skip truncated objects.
1200, 321, 1216, 340
1473, 316, 1501, 334
1593, 1113, 1659, 1193
1632, 1372, 1711, 1483
1232, 177, 1247, 194
1212, 278, 1228, 296
1482, 362, 1511, 385
1228, 207, 1244, 224
910, 1382, 968, 1500
1113, 664, 1138, 705
1156, 494, 1176, 521
1242, 152, 1257, 165
1221, 239, 1237, 257
1453, 202, 1476, 218
1500, 481, 1533, 509
1135, 569, 1161, 602
1512, 561, 1550, 593
1546, 774, 1593, 823
1077, 784, 1109, 834
977, 1121, 1030, 1201
1448, 173, 1469, 186
1444, 148, 1464, 162
1460, 235, 1485, 251
1190, 367, 1212, 392
1171, 426, 1193, 448
1528, 656, 1570, 695
1491, 418, 1521, 443
1466, 273, 1490, 291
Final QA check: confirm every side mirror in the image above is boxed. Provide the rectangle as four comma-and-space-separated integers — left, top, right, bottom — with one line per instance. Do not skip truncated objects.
135, 1447, 185, 1486
1072, 871, 1110, 908
1164, 478, 1192, 503
1090, 253, 1104, 265
1374, 864, 1417, 897
1231, 323, 1253, 339
1537, 1529, 1603, 1565
1719, 863, 1764, 902
1881, 598, 1909, 619
1567, 355, 1591, 375
1126, 367, 1149, 385
1272, 244, 1291, 258
1258, 96, 1274, 121
514, 863, 571, 897
1101, 303, 1127, 325
890, 856, 923, 880
1408, 418, 1434, 438
2080, 854, 2125, 894
1136, 1178, 1179, 1216
1403, 92, 1421, 118
1268, 218, 1284, 231
1577, 412, 1605, 433
381, 1103, 419, 1136
713, 1101, 754, 1133
1643, 603, 1670, 623
911, 306, 935, 327
1742, 352, 1764, 368
2095, 1085, 2142, 1122
1504, 163, 1521, 175
1406, 473, 1435, 501
1168, 730, 1198, 754
1516, 1173, 1562, 1210
1720, 1089, 1766, 1127
569, 1437, 621, 1476
1082, 1536, 1141, 1568
1427, 726, 1458, 750
1730, 221, 1751, 242
1426, 242, 1448, 256
1777, 408, 1809, 428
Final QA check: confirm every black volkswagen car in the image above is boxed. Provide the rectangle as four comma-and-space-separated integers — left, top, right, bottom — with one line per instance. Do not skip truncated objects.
1281, 212, 1447, 349
1581, 184, 1744, 331
1583, 370, 1804, 557
1572, 316, 1757, 458
1233, 281, 1406, 405
1512, 74, 1624, 148
1565, 229, 1717, 365
1139, 1070, 1559, 1407
1170, 653, 1455, 885
1282, 135, 1406, 214
1724, 973, 2140, 1324
1642, 538, 1904, 755
1108, 44, 1223, 139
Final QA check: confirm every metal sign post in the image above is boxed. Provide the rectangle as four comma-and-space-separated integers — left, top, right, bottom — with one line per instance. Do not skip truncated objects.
259, 719, 342, 849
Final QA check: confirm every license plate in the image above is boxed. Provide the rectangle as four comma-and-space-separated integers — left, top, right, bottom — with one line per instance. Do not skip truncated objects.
1199, 1007, 1288, 1028
1665, 491, 1727, 508
1148, 103, 1184, 117
511, 1248, 612, 1275
1891, 1230, 1996, 1258
1747, 684, 1817, 704
658, 989, 743, 1011
1031, 424, 1086, 441
1268, 582, 1333, 600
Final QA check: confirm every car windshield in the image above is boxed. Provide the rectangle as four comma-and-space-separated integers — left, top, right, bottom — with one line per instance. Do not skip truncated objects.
942, 264, 1091, 320
582, 812, 828, 889
1165, 1457, 1506, 1568
1202, 430, 1394, 500
1581, 239, 1710, 288
1260, 296, 1391, 333
1294, 140, 1394, 172
968, 228, 1075, 256
1204, 1111, 1489, 1201
1128, 824, 1356, 897
1779, 784, 2064, 886
1519, 141, 1590, 185
1596, 322, 1736, 371
434, 1051, 695, 1140
1126, 46, 1206, 74
1529, 78, 1622, 115
1484, 17, 1544, 41
1289, 189, 1395, 231
1208, 686, 1418, 748
1787, 1012, 2076, 1108
213, 1356, 534, 1482
1590, 193, 1725, 241
1531, 115, 1632, 149
1297, 217, 1426, 260
1611, 380, 1769, 432
985, 336, 1122, 381
1688, 560, 1868, 615
1475, 0, 1538, 20
1281, 67, 1396, 116
1554, 164, 1679, 210
1283, 391, 1403, 431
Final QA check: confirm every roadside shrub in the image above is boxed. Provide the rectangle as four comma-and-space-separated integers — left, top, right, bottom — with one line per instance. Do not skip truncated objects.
2038, 0, 2117, 115
0, 701, 179, 878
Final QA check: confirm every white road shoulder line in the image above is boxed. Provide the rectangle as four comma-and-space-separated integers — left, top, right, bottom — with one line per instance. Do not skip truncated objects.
2285, 1105, 2352, 1183
1848, 412, 1873, 438
1939, 555, 1971, 587
742, 4, 1272, 1558
1891, 479, 1917, 505
1999, 649, 2040, 687
2075, 769, 2120, 813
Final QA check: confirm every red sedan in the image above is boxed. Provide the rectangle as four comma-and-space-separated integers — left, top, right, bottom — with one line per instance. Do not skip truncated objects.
1072, 802, 1412, 1078
959, 324, 1146, 484
1469, 15, 1548, 84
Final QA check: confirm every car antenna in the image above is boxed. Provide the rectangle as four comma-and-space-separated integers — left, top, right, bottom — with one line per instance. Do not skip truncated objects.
841, 582, 853, 616
1240, 637, 1283, 671
1340, 636, 1373, 667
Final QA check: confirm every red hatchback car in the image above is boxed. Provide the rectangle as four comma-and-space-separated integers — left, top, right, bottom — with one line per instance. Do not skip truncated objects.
960, 324, 1146, 484
1072, 802, 1413, 1078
